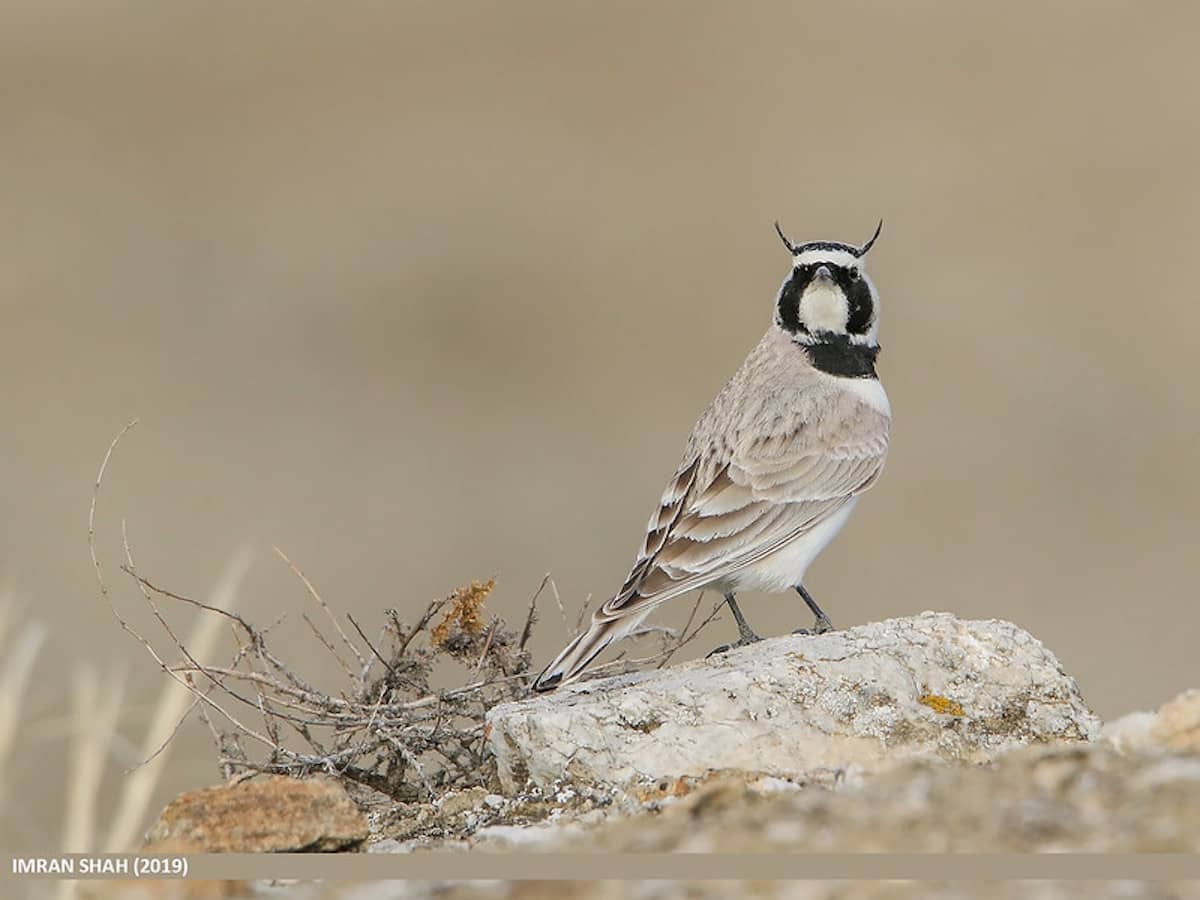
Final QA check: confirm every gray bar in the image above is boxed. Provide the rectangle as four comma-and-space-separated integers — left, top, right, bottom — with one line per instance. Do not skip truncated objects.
7, 854, 1200, 882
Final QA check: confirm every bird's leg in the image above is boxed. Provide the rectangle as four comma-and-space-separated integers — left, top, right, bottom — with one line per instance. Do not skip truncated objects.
792, 584, 835, 635
706, 592, 763, 657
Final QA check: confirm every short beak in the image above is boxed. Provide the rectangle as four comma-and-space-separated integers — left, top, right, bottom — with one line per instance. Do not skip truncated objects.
814, 265, 833, 282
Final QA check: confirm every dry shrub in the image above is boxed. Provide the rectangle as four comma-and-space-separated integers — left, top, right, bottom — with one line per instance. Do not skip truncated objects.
115, 566, 714, 804
430, 579, 495, 652
92, 425, 720, 805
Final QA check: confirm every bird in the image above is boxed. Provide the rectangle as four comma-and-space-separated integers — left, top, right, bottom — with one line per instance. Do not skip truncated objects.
531, 221, 891, 692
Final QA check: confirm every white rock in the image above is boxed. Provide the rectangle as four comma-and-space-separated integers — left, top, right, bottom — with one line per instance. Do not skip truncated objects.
1101, 710, 1160, 754
1103, 688, 1200, 756
488, 613, 1099, 793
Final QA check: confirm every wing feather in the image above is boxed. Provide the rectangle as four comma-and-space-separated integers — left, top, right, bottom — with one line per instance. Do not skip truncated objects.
600, 389, 889, 621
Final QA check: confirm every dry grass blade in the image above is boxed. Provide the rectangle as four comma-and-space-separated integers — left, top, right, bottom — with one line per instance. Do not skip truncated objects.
0, 598, 46, 814
63, 664, 126, 859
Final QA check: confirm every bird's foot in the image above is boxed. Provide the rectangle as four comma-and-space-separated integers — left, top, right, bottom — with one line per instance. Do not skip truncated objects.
791, 613, 835, 636
709, 592, 763, 657
792, 586, 834, 635
705, 633, 763, 658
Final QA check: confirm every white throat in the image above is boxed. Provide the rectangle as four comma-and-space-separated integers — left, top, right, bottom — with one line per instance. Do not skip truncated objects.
800, 281, 848, 334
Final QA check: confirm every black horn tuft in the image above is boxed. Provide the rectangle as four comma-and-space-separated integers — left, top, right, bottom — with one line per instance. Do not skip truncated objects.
857, 219, 884, 256
774, 221, 797, 254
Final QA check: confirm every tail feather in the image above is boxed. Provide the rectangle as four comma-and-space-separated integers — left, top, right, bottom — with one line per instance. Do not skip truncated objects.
531, 608, 652, 692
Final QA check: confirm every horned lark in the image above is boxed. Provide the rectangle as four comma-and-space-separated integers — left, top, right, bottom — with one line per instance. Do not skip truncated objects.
532, 222, 891, 691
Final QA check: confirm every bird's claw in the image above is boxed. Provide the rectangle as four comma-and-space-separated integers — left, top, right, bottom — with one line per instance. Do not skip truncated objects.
705, 634, 762, 658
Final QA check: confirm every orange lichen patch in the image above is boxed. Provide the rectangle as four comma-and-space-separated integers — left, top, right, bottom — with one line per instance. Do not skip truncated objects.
632, 770, 746, 804
635, 774, 699, 803
431, 578, 495, 645
919, 693, 965, 717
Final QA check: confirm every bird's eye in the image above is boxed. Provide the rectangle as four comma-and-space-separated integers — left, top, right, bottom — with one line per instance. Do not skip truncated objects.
846, 268, 860, 281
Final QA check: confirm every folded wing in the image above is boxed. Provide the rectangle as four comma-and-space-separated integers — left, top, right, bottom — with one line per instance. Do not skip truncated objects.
530, 386, 889, 691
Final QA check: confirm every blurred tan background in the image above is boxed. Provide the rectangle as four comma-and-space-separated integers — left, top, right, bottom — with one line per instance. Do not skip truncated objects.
2, 0, 1198, 854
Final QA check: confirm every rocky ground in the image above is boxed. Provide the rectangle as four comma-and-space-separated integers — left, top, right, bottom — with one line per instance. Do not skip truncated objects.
487, 613, 1100, 794
113, 613, 1200, 899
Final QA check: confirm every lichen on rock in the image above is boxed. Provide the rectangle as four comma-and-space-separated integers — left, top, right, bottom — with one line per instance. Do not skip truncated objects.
487, 612, 1100, 794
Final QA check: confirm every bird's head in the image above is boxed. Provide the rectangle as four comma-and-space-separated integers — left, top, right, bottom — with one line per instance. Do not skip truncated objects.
773, 220, 883, 349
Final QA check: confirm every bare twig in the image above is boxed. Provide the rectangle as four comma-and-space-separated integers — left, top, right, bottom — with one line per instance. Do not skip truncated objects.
547, 576, 568, 634
657, 591, 705, 669
274, 547, 365, 670
88, 426, 273, 784
346, 612, 397, 680
106, 534, 253, 852
574, 592, 594, 637
395, 598, 446, 657
302, 613, 356, 681
473, 620, 499, 673
189, 673, 235, 781
89, 419, 138, 609
518, 574, 551, 652
120, 566, 255, 636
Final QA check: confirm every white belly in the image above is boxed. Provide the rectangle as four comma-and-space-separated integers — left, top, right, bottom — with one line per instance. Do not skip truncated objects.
719, 498, 859, 594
